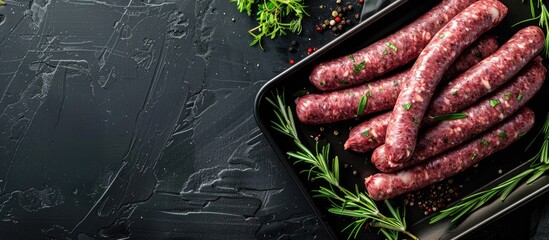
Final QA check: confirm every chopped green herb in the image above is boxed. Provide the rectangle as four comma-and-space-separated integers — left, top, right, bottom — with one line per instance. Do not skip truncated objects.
429, 113, 468, 121
517, 94, 523, 101
498, 131, 507, 139
471, 152, 478, 160
356, 95, 368, 116
481, 139, 490, 146
489, 99, 501, 107
353, 61, 366, 74
402, 103, 412, 111
386, 42, 397, 51
504, 92, 511, 100
348, 54, 355, 62
367, 83, 372, 88
392, 81, 399, 86
452, 90, 458, 96
319, 81, 326, 86
370, 135, 376, 141
366, 91, 372, 97
439, 33, 446, 39
382, 50, 388, 55
518, 131, 528, 138
341, 79, 349, 84
362, 130, 370, 136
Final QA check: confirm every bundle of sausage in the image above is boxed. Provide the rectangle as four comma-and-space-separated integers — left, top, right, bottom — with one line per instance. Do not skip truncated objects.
298, 0, 547, 200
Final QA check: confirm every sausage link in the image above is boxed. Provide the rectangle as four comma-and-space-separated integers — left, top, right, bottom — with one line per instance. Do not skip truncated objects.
345, 27, 544, 153
373, 59, 546, 172
374, 1, 507, 164
297, 36, 499, 125
365, 108, 535, 200
425, 26, 545, 124
308, 0, 478, 91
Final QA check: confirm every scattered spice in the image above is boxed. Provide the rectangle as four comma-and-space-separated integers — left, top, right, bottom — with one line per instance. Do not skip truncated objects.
289, 59, 295, 65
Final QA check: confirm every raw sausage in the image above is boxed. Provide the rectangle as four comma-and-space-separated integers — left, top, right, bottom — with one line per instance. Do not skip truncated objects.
345, 27, 545, 153
365, 107, 535, 200
373, 1, 507, 164
424, 26, 545, 125
308, 0, 478, 91
373, 58, 546, 172
297, 36, 499, 125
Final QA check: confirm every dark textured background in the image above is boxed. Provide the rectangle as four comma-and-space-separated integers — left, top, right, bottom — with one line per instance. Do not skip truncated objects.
0, 0, 544, 239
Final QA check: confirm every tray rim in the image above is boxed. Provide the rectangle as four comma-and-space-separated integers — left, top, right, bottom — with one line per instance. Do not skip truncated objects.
252, 0, 549, 239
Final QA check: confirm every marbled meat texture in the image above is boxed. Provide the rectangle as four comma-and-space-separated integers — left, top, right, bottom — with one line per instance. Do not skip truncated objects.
345, 26, 545, 153
365, 107, 535, 201
308, 0, 478, 91
297, 36, 498, 125
373, 1, 508, 164
373, 58, 546, 172
425, 25, 545, 125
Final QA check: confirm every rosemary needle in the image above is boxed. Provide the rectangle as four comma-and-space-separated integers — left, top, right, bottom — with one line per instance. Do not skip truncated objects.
267, 91, 417, 240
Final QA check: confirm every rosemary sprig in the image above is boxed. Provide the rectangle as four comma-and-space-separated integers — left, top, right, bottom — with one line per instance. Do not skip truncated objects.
267, 91, 418, 240
231, 0, 308, 50
431, 112, 549, 224
514, 0, 549, 57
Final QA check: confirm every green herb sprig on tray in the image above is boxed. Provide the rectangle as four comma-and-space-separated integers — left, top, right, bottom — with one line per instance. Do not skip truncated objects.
431, 112, 549, 224
267, 91, 418, 240
514, 0, 549, 57
231, 0, 308, 50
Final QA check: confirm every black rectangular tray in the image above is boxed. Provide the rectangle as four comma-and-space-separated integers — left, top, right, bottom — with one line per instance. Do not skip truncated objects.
254, 0, 549, 239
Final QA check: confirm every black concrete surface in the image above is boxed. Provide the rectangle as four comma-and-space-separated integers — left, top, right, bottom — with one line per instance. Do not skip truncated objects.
0, 0, 543, 239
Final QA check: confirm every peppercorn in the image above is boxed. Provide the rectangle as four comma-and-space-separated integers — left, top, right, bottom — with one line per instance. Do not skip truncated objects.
346, 19, 352, 25
332, 26, 338, 32
315, 25, 322, 32
307, 48, 313, 54
359, 0, 364, 3
347, 4, 353, 10
335, 16, 341, 23
289, 59, 295, 65
354, 13, 360, 20
331, 11, 338, 17
288, 46, 295, 53
329, 19, 336, 26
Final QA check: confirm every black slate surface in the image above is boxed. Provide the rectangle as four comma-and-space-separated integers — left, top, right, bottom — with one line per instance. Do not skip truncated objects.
0, 0, 542, 239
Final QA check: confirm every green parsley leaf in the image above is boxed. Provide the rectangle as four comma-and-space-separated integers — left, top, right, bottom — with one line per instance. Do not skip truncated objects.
402, 103, 412, 111
498, 132, 507, 139
481, 139, 490, 146
517, 94, 523, 101
452, 90, 458, 96
341, 79, 349, 84
348, 54, 355, 62
356, 95, 368, 116
353, 61, 366, 74
504, 92, 511, 100
489, 99, 501, 107
362, 130, 370, 136
382, 50, 388, 55
385, 42, 397, 51
471, 152, 478, 160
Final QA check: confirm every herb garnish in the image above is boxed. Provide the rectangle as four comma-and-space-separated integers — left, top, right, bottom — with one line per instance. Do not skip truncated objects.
357, 95, 368, 116
353, 61, 366, 74
268, 92, 417, 240
233, 0, 308, 50
386, 42, 398, 51
439, 33, 446, 39
402, 103, 412, 111
517, 94, 524, 101
341, 79, 349, 84
0, 0, 5, 6
430, 113, 468, 122
489, 99, 501, 107
393, 81, 399, 86
383, 50, 388, 55
481, 139, 490, 146
362, 130, 370, 137
452, 90, 458, 96
504, 92, 511, 100
498, 131, 507, 139
431, 112, 549, 224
